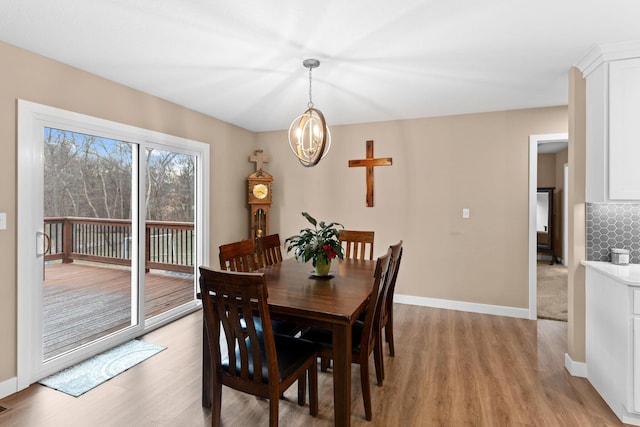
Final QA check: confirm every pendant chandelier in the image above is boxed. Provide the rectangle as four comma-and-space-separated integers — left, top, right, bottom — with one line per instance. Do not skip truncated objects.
288, 59, 332, 167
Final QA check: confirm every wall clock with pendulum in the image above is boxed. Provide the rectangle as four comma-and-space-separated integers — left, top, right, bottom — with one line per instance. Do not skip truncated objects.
248, 150, 273, 239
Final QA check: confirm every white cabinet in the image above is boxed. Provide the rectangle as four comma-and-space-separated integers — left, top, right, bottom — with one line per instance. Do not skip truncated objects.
586, 57, 640, 202
610, 58, 640, 200
585, 265, 640, 425
635, 317, 640, 411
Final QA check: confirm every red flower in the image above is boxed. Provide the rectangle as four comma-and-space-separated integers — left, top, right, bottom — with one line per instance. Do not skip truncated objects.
323, 244, 336, 259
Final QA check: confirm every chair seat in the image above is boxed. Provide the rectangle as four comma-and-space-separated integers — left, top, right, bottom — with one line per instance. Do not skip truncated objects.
223, 332, 319, 382
241, 316, 301, 336
300, 321, 365, 354
272, 320, 301, 336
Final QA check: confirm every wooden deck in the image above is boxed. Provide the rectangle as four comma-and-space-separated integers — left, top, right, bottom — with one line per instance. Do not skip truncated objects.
43, 262, 194, 360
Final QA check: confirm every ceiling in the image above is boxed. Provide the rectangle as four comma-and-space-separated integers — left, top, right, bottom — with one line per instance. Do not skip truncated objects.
538, 141, 568, 154
2, 1, 640, 132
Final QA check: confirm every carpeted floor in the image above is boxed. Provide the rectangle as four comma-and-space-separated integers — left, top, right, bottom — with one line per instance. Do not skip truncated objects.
537, 260, 568, 321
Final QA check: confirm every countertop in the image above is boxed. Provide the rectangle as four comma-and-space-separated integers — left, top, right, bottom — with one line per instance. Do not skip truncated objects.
582, 260, 640, 285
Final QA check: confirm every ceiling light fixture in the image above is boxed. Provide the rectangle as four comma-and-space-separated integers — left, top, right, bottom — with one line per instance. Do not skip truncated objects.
288, 58, 331, 167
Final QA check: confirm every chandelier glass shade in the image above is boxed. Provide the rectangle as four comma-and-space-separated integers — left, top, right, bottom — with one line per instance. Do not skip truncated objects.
288, 59, 331, 167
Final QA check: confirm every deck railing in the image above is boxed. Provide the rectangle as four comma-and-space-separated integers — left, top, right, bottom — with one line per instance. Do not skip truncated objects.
44, 217, 194, 273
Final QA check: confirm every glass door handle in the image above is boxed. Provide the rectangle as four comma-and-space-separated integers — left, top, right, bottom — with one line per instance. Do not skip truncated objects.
36, 232, 51, 257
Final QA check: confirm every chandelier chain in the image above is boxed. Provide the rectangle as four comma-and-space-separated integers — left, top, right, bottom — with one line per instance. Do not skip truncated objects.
307, 66, 314, 109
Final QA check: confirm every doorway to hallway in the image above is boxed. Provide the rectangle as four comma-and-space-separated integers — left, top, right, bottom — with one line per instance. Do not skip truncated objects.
528, 133, 568, 320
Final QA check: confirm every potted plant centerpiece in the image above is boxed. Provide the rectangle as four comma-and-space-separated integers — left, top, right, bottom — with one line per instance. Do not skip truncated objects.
285, 212, 345, 276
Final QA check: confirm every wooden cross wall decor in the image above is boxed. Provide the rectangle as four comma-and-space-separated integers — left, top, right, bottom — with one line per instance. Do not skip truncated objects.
249, 149, 270, 175
348, 140, 392, 207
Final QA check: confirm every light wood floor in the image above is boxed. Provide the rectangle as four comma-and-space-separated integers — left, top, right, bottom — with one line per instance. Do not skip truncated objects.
0, 304, 625, 426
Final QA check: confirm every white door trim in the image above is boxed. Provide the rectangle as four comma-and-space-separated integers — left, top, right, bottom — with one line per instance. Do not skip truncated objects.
16, 100, 45, 389
528, 133, 568, 320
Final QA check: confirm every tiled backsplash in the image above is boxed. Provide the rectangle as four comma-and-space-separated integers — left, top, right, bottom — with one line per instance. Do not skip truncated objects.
586, 203, 640, 264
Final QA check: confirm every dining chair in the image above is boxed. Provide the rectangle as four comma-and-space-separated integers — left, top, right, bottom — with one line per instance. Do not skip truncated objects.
256, 234, 283, 267
219, 238, 262, 272
218, 239, 298, 336
300, 248, 392, 421
199, 267, 319, 427
376, 240, 403, 382
339, 230, 375, 260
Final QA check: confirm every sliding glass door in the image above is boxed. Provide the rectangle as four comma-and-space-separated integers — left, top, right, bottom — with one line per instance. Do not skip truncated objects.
17, 100, 208, 387
143, 147, 197, 321
42, 128, 138, 361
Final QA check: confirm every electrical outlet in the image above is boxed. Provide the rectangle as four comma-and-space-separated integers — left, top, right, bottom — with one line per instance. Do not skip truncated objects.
0, 213, 6, 230
462, 208, 470, 219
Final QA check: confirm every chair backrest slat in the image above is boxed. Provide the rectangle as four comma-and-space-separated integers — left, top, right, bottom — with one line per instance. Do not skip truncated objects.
256, 234, 283, 267
339, 230, 375, 261
200, 267, 276, 386
385, 241, 403, 315
361, 248, 392, 352
219, 239, 262, 272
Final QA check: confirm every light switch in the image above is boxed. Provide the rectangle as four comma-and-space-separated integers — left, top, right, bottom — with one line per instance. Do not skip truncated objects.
462, 208, 470, 219
0, 213, 6, 230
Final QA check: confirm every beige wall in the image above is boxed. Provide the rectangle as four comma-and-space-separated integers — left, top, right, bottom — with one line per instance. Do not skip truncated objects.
257, 106, 567, 308
0, 41, 255, 383
538, 153, 557, 188
0, 39, 576, 389
537, 149, 568, 190
568, 67, 587, 363
555, 149, 568, 191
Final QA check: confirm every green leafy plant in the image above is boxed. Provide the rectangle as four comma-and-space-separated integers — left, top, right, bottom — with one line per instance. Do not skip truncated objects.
285, 212, 345, 267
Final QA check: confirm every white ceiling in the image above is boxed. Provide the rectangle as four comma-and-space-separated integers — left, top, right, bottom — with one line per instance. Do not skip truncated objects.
2, 1, 640, 132
538, 141, 568, 154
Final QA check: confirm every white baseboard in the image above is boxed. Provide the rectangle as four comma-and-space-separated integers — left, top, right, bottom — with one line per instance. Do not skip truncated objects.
394, 294, 530, 319
564, 352, 587, 378
0, 376, 17, 400
622, 408, 640, 426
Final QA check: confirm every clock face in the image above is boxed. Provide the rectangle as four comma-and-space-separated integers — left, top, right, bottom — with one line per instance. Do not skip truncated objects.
252, 183, 269, 200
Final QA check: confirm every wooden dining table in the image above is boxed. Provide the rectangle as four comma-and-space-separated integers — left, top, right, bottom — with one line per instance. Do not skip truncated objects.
201, 257, 377, 427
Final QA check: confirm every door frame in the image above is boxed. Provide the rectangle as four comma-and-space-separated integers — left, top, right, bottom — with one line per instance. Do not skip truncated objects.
16, 100, 209, 390
528, 133, 568, 320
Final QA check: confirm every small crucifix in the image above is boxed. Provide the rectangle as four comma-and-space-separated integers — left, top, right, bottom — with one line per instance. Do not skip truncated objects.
249, 149, 270, 176
348, 140, 392, 207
